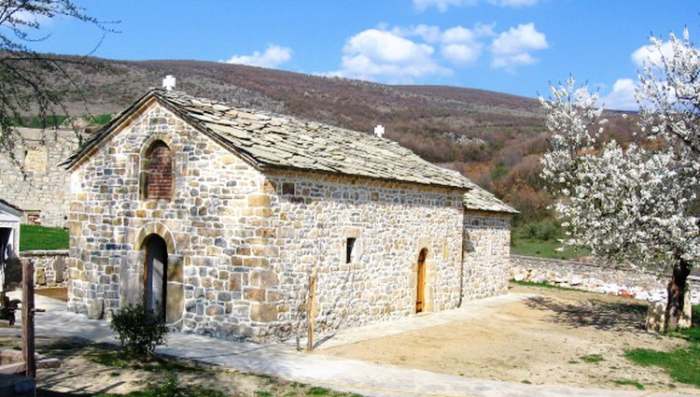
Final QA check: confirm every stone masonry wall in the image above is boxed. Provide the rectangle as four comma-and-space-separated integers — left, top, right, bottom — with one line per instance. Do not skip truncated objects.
22, 250, 70, 287
0, 128, 79, 227
262, 171, 469, 339
463, 211, 511, 301
510, 255, 700, 304
66, 100, 511, 342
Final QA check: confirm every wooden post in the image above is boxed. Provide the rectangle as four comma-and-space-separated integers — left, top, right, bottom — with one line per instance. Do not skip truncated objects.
306, 272, 317, 352
22, 258, 36, 378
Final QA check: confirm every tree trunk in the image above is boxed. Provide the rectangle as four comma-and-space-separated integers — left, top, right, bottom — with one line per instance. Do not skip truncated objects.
665, 258, 692, 332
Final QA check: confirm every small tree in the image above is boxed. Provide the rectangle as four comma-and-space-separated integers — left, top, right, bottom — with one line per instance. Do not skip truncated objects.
0, 0, 116, 160
110, 304, 168, 357
540, 29, 700, 332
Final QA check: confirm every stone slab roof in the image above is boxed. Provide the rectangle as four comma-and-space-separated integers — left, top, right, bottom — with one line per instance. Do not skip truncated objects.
65, 89, 516, 213
463, 185, 518, 214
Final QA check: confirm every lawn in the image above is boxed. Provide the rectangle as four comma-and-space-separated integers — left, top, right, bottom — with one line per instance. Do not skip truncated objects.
623, 306, 700, 388
511, 220, 590, 260
20, 224, 69, 251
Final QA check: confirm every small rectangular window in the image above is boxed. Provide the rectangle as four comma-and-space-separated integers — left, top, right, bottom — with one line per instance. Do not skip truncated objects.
346, 237, 356, 264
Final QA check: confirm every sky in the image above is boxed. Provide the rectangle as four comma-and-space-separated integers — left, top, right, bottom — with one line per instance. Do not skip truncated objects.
29, 0, 698, 110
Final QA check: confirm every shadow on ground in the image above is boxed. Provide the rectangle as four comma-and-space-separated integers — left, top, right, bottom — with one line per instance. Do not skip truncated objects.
525, 296, 647, 331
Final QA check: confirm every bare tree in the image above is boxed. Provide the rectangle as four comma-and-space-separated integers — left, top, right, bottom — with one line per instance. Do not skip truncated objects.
0, 0, 117, 161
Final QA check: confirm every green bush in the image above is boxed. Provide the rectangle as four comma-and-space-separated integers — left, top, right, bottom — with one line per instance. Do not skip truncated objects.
110, 304, 168, 357
522, 220, 560, 241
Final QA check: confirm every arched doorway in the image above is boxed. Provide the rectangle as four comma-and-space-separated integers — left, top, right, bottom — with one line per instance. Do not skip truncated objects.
143, 234, 168, 319
416, 248, 428, 313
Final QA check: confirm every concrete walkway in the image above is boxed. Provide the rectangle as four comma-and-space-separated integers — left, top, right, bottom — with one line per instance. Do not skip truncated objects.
1, 291, 694, 397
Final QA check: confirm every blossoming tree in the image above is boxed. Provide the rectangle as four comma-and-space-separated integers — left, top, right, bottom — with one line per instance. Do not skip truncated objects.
540, 29, 700, 332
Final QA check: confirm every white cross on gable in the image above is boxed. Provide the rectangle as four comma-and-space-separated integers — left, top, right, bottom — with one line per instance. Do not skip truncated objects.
162, 75, 176, 91
374, 124, 385, 138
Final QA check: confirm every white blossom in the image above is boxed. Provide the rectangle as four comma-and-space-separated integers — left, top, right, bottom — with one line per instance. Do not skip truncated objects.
541, 49, 700, 273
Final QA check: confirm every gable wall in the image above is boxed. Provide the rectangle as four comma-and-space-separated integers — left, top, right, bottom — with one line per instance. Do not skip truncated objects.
67, 102, 276, 338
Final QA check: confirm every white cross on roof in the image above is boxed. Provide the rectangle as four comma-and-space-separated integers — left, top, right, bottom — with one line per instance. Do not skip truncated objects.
162, 75, 176, 91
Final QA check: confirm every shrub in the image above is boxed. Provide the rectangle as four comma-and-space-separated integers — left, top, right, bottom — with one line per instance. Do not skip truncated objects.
521, 220, 561, 241
110, 304, 168, 357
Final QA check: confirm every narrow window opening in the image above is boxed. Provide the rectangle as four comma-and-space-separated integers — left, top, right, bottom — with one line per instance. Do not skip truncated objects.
141, 140, 173, 200
346, 237, 356, 264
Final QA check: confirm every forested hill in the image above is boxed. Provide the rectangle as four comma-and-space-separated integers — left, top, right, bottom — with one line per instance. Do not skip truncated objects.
43, 55, 636, 220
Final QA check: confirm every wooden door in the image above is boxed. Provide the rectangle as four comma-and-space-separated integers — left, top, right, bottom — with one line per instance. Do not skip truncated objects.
416, 249, 427, 313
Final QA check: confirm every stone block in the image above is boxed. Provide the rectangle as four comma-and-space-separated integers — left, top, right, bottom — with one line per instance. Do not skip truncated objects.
247, 194, 270, 207
250, 270, 278, 288
250, 303, 277, 323
244, 287, 265, 302
229, 273, 242, 292
166, 282, 184, 325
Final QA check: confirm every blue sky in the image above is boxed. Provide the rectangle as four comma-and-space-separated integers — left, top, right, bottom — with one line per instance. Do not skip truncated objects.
31, 0, 696, 109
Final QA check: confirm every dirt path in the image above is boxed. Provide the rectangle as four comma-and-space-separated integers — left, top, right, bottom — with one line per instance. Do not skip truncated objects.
320, 285, 696, 394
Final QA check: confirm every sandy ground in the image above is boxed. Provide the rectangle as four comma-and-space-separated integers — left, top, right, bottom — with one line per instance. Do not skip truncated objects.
320, 284, 697, 394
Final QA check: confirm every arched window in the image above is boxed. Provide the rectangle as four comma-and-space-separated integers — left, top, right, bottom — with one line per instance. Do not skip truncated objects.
141, 140, 173, 200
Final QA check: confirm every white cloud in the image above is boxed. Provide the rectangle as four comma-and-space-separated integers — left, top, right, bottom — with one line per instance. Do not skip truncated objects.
490, 23, 548, 70
440, 26, 485, 64
395, 24, 492, 65
223, 44, 292, 68
328, 29, 450, 82
442, 43, 482, 64
631, 40, 674, 68
414, 0, 537, 11
488, 0, 539, 7
602, 78, 638, 110
413, 0, 475, 12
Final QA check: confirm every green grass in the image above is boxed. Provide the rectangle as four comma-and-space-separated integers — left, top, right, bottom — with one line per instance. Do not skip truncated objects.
580, 354, 604, 364
96, 374, 226, 397
9, 115, 70, 128
624, 317, 700, 388
87, 348, 204, 374
307, 387, 331, 396
8, 113, 112, 128
511, 220, 590, 260
20, 224, 69, 251
613, 379, 645, 390
88, 113, 113, 125
509, 279, 580, 292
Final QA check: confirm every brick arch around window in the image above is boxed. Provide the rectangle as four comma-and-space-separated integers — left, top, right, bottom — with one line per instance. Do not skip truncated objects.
140, 138, 174, 200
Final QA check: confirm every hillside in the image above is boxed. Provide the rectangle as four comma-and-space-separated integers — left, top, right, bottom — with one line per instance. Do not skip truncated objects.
40, 55, 635, 220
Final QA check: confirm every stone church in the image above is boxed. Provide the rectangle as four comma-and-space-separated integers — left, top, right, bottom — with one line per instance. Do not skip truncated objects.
64, 88, 516, 341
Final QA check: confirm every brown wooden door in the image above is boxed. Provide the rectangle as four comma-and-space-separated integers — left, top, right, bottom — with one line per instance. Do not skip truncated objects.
416, 249, 427, 313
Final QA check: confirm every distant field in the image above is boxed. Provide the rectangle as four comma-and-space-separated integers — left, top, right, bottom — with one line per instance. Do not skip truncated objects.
510, 220, 590, 260
20, 224, 69, 251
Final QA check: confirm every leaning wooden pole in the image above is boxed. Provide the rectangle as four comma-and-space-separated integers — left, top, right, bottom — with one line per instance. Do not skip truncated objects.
22, 258, 36, 378
306, 272, 317, 352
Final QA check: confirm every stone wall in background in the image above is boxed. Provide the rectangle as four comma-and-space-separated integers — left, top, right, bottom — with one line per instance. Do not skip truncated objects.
21, 250, 70, 287
0, 128, 80, 227
510, 255, 700, 304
